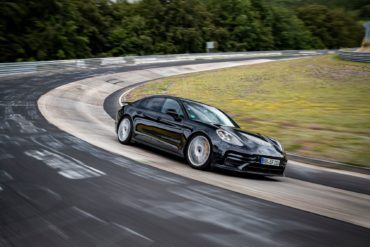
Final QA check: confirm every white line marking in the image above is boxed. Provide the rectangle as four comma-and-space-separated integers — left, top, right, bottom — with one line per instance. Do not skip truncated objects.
119, 85, 140, 106
25, 149, 105, 179
0, 170, 13, 181
48, 223, 70, 240
73, 207, 106, 224
31, 137, 106, 176
113, 222, 153, 242
7, 113, 45, 134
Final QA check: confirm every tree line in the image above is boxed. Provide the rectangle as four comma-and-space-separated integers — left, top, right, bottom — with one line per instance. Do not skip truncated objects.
0, 0, 365, 62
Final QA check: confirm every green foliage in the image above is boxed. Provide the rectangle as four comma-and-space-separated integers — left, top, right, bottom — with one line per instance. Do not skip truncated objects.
0, 0, 365, 62
0, 0, 114, 61
359, 5, 370, 19
271, 7, 315, 49
296, 5, 363, 49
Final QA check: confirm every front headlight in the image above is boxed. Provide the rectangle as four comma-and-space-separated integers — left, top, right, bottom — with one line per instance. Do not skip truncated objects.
216, 129, 243, 146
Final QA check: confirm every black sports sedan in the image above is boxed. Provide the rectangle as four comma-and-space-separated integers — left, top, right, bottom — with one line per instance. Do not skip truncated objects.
116, 95, 287, 176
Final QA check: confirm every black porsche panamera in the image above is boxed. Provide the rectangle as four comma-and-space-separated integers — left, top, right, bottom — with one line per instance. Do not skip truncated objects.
116, 95, 287, 176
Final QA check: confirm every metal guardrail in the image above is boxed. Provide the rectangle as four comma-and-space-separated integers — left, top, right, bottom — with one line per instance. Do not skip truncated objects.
338, 48, 370, 63
0, 50, 333, 76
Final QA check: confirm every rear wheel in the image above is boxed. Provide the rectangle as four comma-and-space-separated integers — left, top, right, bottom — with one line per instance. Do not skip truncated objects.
186, 134, 212, 170
117, 117, 132, 144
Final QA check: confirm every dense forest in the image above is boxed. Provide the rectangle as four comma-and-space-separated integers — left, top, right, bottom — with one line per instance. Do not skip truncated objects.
0, 0, 367, 62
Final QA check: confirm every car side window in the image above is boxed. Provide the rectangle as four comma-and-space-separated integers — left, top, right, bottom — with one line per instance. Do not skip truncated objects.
161, 98, 184, 117
140, 97, 165, 112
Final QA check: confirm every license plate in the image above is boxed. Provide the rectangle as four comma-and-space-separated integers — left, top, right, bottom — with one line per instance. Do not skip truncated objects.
261, 157, 280, 166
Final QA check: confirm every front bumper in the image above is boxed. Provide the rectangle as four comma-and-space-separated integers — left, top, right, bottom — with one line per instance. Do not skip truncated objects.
212, 146, 287, 176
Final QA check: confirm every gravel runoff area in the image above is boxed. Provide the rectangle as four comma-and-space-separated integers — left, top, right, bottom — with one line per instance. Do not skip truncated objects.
128, 55, 370, 167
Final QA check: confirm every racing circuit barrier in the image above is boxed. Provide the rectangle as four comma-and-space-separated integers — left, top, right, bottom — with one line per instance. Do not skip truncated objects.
0, 50, 334, 76
338, 48, 370, 63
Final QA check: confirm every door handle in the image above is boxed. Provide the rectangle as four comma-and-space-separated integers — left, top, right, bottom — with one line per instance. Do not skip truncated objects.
141, 112, 156, 120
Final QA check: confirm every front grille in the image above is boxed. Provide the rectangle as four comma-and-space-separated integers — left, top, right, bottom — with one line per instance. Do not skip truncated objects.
224, 152, 259, 166
223, 152, 286, 175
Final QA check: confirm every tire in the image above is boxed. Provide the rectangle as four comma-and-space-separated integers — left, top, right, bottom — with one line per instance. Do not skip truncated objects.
117, 116, 133, 144
185, 134, 212, 170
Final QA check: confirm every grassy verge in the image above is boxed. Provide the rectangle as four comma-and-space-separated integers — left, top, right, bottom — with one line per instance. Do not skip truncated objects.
127, 56, 370, 167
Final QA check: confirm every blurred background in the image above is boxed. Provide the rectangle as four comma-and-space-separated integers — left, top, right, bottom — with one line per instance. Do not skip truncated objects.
0, 0, 368, 62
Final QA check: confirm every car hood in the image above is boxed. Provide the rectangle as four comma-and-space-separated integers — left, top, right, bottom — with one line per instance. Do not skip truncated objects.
221, 126, 285, 158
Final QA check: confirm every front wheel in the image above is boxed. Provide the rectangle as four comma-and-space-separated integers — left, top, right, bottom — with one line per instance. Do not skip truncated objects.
185, 134, 212, 170
117, 117, 132, 144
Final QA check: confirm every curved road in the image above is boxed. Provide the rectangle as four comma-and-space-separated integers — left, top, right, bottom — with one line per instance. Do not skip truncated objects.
0, 58, 369, 246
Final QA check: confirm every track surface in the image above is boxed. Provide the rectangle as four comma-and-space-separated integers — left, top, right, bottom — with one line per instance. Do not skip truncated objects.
1, 58, 369, 246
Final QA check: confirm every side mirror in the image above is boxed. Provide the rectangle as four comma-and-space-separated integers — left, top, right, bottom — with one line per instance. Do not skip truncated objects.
166, 108, 181, 121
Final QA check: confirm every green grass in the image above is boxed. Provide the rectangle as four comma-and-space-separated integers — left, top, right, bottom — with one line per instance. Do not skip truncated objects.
128, 56, 370, 167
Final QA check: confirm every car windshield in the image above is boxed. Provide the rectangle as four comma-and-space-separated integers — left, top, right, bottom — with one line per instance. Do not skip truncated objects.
183, 101, 236, 127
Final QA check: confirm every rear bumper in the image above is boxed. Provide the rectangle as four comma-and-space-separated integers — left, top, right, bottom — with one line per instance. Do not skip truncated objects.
213, 151, 287, 176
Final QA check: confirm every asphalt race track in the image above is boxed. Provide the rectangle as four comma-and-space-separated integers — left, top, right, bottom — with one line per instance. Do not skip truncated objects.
1, 57, 369, 246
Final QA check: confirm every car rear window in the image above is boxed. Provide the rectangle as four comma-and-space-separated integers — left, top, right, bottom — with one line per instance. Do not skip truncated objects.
140, 97, 165, 112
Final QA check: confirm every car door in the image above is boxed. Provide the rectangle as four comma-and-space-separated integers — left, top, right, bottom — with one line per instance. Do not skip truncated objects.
156, 98, 187, 153
133, 96, 165, 145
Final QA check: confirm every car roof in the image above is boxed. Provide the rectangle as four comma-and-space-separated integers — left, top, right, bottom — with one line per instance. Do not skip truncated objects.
139, 95, 240, 128
142, 95, 213, 108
